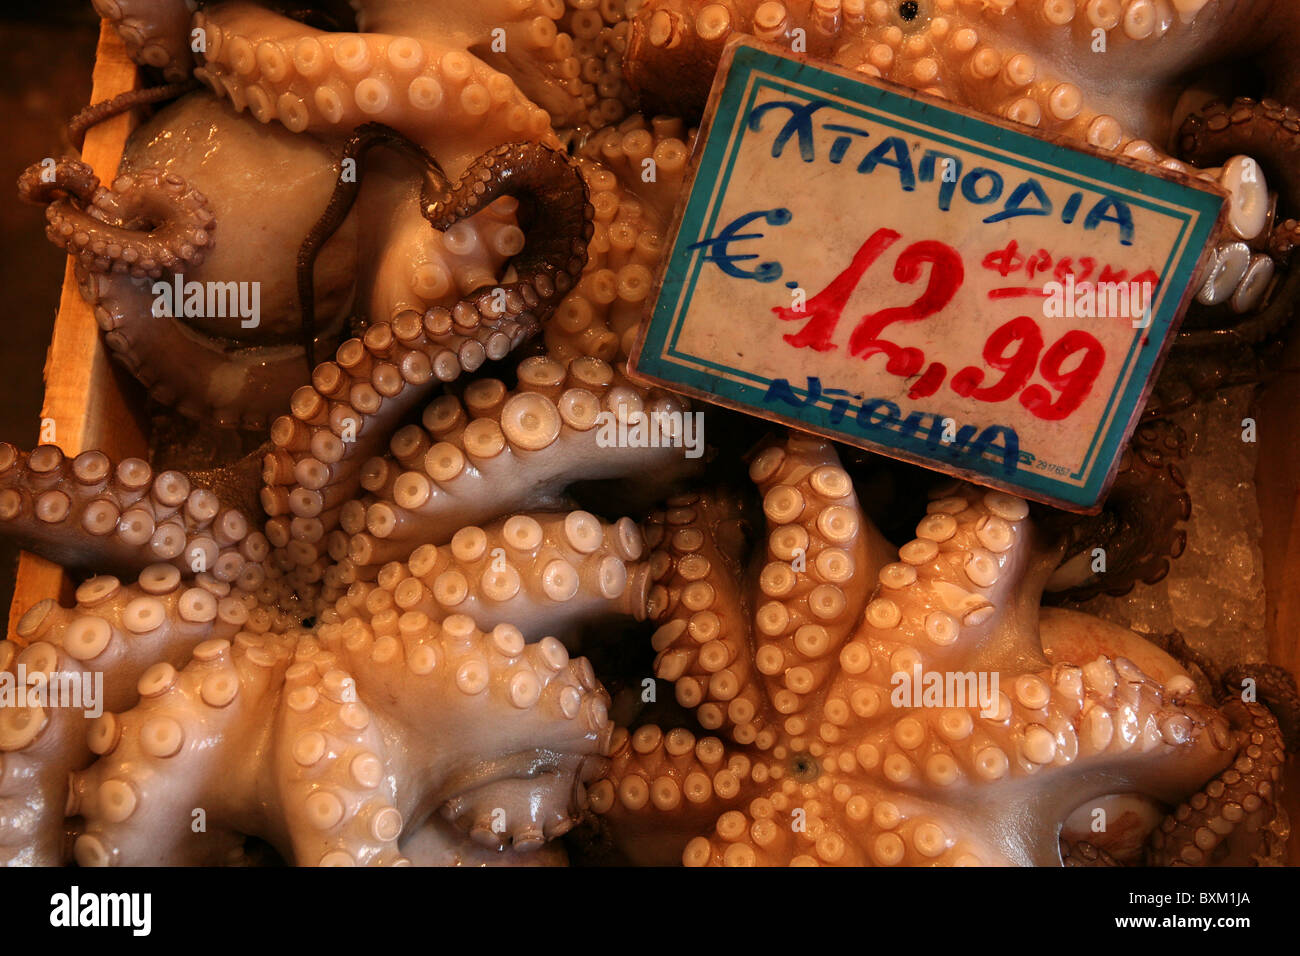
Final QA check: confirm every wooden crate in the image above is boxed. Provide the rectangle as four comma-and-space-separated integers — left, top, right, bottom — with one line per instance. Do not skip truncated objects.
13, 19, 1300, 862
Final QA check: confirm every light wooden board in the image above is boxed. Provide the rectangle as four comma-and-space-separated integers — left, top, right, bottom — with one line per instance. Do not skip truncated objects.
7, 21, 147, 638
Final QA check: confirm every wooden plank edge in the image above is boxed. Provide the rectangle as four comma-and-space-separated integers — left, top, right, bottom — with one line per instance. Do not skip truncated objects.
8, 21, 145, 639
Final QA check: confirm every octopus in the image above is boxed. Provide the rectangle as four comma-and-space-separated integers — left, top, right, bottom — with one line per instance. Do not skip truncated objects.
587, 433, 1288, 865
0, 0, 1295, 867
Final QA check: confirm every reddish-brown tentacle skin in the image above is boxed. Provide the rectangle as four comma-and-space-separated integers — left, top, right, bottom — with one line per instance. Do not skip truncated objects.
21, 93, 366, 430
66, 80, 200, 151
17, 158, 215, 280
419, 142, 595, 342
1180, 98, 1300, 222
1044, 419, 1191, 601
1176, 98, 1300, 348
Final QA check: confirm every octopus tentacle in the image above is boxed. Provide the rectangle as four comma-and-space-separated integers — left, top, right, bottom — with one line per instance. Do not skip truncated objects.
76, 607, 613, 865
745, 440, 889, 711
1175, 97, 1300, 348
1222, 664, 1300, 752
297, 122, 446, 368
71, 631, 294, 866
339, 356, 699, 576
273, 652, 408, 867
1061, 839, 1122, 866
1179, 97, 1300, 216
367, 0, 595, 129
365, 190, 526, 337
596, 432, 1265, 866
578, 116, 693, 225
544, 155, 674, 363
1147, 700, 1288, 865
193, 2, 554, 161
67, 80, 199, 151
83, 288, 343, 431
331, 509, 650, 643
317, 613, 611, 852
419, 141, 594, 342
93, 0, 195, 82
18, 158, 215, 280
399, 814, 567, 865
641, 491, 766, 741
0, 443, 267, 582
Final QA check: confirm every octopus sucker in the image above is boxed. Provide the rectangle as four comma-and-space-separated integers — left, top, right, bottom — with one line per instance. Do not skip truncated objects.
2, 0, 1295, 868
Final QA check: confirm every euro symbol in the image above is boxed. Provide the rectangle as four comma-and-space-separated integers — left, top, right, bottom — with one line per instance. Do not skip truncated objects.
687, 208, 792, 282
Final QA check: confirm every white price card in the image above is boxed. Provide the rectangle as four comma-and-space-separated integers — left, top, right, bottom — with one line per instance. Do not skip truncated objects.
630, 39, 1226, 511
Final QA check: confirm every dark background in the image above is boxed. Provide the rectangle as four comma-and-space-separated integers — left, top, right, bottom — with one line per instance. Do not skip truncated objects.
0, 2, 100, 620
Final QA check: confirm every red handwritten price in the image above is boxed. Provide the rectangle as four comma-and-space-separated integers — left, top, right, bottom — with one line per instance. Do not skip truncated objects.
771, 227, 1106, 420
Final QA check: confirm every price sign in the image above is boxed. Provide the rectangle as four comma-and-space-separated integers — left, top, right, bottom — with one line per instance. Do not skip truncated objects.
629, 40, 1226, 511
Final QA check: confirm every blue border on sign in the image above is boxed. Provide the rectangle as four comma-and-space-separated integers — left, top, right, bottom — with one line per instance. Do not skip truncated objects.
636, 44, 1223, 507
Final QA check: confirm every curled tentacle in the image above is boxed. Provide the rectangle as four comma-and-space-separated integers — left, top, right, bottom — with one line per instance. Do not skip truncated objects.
297, 123, 446, 369
1146, 700, 1288, 866
18, 158, 215, 279
1044, 419, 1191, 600
420, 141, 594, 344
